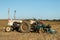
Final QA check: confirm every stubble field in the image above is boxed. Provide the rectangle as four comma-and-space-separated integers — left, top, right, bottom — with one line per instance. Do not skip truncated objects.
0, 19, 60, 40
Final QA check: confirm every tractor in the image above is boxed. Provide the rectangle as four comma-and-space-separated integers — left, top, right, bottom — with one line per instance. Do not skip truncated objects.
5, 19, 56, 33
5, 19, 38, 33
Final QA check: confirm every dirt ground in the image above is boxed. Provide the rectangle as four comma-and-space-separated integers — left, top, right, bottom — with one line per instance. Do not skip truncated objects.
0, 20, 60, 40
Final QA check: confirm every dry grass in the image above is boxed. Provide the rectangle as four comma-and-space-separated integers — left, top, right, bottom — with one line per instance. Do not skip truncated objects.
0, 20, 60, 40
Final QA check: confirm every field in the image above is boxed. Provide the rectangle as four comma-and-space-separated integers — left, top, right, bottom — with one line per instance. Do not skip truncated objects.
0, 19, 60, 40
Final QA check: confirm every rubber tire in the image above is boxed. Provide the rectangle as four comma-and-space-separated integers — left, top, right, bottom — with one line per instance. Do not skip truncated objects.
5, 26, 12, 32
19, 21, 31, 33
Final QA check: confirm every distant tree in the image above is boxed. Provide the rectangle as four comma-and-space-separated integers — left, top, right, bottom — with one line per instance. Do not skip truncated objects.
53, 19, 57, 21
58, 19, 60, 21
45, 19, 49, 21
38, 19, 42, 21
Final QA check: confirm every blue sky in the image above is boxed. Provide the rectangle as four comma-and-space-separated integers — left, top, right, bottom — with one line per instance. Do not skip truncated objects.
0, 0, 60, 19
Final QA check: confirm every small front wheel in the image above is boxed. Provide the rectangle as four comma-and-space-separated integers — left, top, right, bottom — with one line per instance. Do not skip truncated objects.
5, 26, 12, 32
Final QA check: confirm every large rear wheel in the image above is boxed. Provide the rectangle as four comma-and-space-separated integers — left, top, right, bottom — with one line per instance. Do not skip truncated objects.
19, 21, 31, 33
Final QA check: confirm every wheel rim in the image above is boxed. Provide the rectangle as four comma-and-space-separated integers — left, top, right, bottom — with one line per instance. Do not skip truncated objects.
20, 22, 31, 32
6, 27, 11, 32
22, 23, 28, 31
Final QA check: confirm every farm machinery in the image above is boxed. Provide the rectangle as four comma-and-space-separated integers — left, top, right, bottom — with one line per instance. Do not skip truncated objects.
4, 9, 56, 33
5, 19, 36, 32
5, 19, 56, 33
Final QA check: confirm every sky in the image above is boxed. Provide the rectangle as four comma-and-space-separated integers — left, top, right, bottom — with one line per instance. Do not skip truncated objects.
0, 0, 60, 19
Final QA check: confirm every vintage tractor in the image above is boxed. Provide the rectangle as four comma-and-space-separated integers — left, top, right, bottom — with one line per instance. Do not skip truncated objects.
5, 19, 37, 33
5, 19, 56, 33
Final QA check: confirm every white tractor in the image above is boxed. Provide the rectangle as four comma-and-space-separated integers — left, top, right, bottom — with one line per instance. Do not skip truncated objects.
5, 9, 38, 33
5, 19, 36, 33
